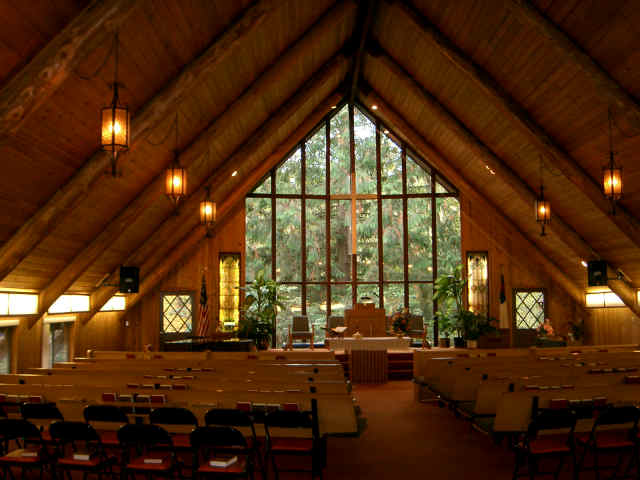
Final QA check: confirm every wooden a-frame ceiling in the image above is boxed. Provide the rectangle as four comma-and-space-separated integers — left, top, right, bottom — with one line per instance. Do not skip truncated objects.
0, 0, 639, 324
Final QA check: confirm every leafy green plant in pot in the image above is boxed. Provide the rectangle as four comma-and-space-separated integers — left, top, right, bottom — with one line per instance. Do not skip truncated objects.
462, 311, 499, 349
239, 272, 283, 350
434, 265, 467, 348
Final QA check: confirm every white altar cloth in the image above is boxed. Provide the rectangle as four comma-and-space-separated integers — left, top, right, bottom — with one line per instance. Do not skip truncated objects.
326, 336, 411, 352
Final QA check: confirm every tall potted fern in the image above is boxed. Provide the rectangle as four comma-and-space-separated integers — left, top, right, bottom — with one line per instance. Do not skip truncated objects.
433, 265, 467, 348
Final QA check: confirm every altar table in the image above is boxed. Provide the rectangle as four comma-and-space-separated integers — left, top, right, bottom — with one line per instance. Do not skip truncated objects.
326, 336, 411, 353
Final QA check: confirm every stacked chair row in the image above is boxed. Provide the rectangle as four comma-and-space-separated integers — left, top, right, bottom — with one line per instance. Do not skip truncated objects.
0, 400, 327, 479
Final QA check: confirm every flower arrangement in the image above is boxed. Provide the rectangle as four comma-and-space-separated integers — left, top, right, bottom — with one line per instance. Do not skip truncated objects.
537, 318, 554, 338
391, 307, 410, 336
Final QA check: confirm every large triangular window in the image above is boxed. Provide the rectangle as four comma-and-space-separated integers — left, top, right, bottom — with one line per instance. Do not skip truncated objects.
246, 104, 460, 345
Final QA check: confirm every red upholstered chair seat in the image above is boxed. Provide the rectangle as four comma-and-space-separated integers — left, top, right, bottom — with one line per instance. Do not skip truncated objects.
58, 456, 101, 467
576, 430, 635, 448
198, 457, 247, 474
270, 437, 313, 452
529, 435, 571, 454
97, 430, 120, 446
0, 452, 41, 464
171, 433, 191, 448
127, 455, 172, 471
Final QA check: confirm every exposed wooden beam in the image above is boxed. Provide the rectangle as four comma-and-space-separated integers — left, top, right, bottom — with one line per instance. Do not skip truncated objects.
359, 87, 587, 307
0, 0, 274, 283
0, 0, 139, 136
608, 279, 640, 319
348, 0, 378, 104
508, 0, 640, 130
80, 59, 347, 324
391, 0, 640, 259
34, 1, 355, 322
371, 51, 599, 264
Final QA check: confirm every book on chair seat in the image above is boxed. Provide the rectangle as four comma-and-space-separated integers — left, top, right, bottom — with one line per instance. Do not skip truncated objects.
209, 455, 238, 468
7, 448, 38, 458
143, 457, 164, 464
73, 451, 91, 461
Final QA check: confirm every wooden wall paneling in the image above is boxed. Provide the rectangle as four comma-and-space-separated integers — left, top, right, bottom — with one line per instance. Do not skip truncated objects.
15, 317, 42, 372
587, 307, 640, 345
387, 0, 640, 262
0, 0, 274, 285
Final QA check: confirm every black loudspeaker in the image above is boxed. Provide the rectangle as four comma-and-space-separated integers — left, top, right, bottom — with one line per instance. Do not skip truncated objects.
587, 260, 608, 287
119, 266, 139, 293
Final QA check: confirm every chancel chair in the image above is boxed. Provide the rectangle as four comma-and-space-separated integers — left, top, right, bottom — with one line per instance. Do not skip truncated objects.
117, 423, 179, 480
512, 405, 578, 480
0, 419, 50, 480
84, 404, 129, 448
290, 316, 315, 348
190, 426, 253, 479
20, 402, 64, 444
406, 314, 427, 346
576, 405, 640, 479
324, 316, 345, 339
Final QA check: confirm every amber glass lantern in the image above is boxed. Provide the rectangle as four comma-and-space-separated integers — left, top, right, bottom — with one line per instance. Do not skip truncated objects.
200, 187, 216, 236
603, 161, 622, 202
101, 84, 129, 154
165, 156, 186, 205
535, 185, 550, 236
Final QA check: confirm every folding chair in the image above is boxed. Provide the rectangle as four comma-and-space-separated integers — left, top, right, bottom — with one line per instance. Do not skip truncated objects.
512, 407, 577, 480
576, 405, 640, 480
264, 399, 326, 479
117, 423, 179, 480
20, 402, 64, 444
83, 404, 129, 447
190, 426, 253, 479
149, 407, 198, 449
49, 420, 117, 480
205, 408, 264, 477
0, 419, 50, 480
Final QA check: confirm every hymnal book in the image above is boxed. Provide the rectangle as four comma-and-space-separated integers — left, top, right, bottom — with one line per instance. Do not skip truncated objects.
7, 448, 38, 458
73, 451, 91, 461
209, 456, 238, 468
143, 457, 164, 464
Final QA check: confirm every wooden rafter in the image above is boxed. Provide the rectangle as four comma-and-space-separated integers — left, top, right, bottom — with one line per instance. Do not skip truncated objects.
348, 0, 378, 104
79, 58, 348, 324
0, 0, 274, 283
508, 0, 640, 129
372, 51, 600, 263
34, 0, 356, 323
359, 87, 586, 308
391, 0, 640, 261
0, 0, 139, 136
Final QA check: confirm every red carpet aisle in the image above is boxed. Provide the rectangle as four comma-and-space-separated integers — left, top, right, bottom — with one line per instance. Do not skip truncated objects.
324, 381, 514, 480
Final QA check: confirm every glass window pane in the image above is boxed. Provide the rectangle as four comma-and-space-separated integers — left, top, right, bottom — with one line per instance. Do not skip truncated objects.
275, 198, 301, 282
382, 199, 404, 281
253, 175, 270, 194
436, 181, 448, 194
0, 328, 9, 374
331, 284, 352, 317
219, 254, 240, 331
245, 197, 271, 281
305, 127, 326, 195
330, 105, 350, 195
354, 107, 376, 194
383, 283, 404, 316
0, 294, 8, 315
51, 323, 69, 364
356, 284, 379, 307
407, 198, 433, 281
356, 199, 378, 281
381, 132, 402, 194
162, 294, 193, 334
277, 285, 301, 347
306, 200, 326, 281
276, 148, 301, 194
101, 296, 126, 311
515, 291, 545, 330
306, 285, 327, 343
406, 155, 431, 193
409, 283, 434, 343
436, 197, 461, 276
330, 200, 351, 281
8, 294, 38, 315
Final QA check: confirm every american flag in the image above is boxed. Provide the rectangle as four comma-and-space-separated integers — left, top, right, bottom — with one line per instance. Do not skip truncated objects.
196, 275, 209, 337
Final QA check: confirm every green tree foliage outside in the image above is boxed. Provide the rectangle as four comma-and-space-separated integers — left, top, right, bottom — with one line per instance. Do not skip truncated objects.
246, 105, 461, 345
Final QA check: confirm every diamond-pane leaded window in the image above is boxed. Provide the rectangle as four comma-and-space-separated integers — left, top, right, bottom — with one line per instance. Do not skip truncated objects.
514, 290, 545, 330
162, 294, 193, 334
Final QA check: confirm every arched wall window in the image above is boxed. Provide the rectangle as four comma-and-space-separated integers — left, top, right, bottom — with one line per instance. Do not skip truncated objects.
246, 104, 461, 345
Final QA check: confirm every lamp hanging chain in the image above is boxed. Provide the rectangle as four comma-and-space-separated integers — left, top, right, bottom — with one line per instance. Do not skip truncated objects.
609, 107, 615, 167
75, 31, 117, 81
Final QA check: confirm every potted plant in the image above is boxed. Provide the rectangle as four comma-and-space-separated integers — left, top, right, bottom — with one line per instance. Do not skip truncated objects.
434, 314, 452, 348
567, 319, 585, 345
239, 272, 283, 350
434, 265, 467, 348
391, 307, 410, 337
462, 311, 499, 349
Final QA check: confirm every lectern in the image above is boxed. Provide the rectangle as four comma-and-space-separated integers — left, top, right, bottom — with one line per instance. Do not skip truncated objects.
344, 303, 387, 337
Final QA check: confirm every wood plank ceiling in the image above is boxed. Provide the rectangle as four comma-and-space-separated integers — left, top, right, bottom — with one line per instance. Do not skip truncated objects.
0, 0, 638, 319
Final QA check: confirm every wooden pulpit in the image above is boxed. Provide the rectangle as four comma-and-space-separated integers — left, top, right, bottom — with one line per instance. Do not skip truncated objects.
345, 303, 387, 337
